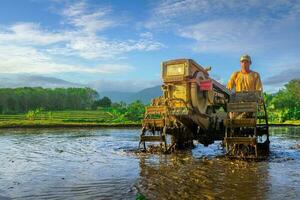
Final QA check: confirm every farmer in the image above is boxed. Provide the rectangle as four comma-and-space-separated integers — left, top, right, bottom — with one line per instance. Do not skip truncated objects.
227, 55, 263, 119
227, 54, 262, 92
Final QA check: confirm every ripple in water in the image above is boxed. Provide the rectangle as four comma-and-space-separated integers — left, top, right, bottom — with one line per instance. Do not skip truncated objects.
0, 127, 299, 199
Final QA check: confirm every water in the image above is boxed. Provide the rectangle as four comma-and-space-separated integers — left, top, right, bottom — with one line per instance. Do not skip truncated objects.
0, 127, 299, 200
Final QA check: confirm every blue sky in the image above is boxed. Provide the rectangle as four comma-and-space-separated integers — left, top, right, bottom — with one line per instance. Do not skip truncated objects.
0, 0, 299, 92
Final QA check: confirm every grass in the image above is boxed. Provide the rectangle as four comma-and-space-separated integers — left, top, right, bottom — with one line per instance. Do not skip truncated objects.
0, 110, 142, 128
0, 110, 298, 128
268, 120, 300, 126
283, 120, 300, 125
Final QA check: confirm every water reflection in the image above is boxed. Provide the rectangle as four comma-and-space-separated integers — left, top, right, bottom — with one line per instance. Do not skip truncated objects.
0, 128, 139, 199
136, 150, 270, 200
270, 126, 300, 138
0, 127, 299, 199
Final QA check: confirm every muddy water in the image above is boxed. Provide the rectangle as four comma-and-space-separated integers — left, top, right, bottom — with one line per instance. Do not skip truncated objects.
0, 127, 299, 200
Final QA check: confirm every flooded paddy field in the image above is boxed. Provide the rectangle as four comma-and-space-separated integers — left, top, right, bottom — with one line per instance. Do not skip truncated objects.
0, 127, 299, 200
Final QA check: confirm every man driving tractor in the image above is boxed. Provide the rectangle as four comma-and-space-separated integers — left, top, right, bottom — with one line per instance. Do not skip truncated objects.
227, 54, 262, 92
224, 55, 269, 158
227, 55, 263, 119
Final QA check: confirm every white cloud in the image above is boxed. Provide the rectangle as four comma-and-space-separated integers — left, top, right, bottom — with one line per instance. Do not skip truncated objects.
57, 1, 162, 59
0, 45, 133, 74
146, 0, 299, 28
61, 1, 87, 17
146, 0, 300, 54
0, 23, 67, 45
145, 0, 255, 29
0, 1, 163, 75
61, 1, 116, 33
51, 33, 163, 59
0, 5, 162, 59
178, 19, 265, 53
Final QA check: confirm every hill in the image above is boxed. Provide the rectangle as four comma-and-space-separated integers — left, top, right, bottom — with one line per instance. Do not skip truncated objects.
99, 85, 162, 104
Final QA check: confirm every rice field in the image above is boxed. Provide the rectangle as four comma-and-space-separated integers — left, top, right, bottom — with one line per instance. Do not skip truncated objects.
0, 110, 141, 128
0, 110, 112, 121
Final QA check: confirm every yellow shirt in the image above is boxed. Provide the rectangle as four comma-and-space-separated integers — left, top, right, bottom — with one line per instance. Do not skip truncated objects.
227, 70, 263, 92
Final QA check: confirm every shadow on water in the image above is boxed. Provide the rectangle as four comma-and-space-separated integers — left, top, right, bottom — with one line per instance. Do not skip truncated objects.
0, 126, 299, 199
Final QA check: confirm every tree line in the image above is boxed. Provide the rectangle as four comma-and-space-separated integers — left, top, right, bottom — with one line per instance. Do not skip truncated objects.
0, 87, 98, 114
0, 79, 299, 123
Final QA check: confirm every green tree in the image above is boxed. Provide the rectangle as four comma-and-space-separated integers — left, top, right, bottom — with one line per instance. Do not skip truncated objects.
0, 87, 99, 113
265, 79, 300, 122
92, 97, 112, 109
124, 100, 145, 121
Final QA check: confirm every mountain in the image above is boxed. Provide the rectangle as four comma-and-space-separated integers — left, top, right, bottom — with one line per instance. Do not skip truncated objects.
0, 74, 162, 103
99, 91, 134, 103
99, 85, 162, 104
128, 85, 162, 103
0, 75, 83, 88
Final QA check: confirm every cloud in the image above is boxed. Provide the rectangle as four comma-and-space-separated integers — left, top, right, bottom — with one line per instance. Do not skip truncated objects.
145, 0, 252, 29
62, 1, 116, 33
49, 32, 163, 59
0, 74, 83, 88
264, 64, 300, 86
0, 45, 134, 74
0, 73, 161, 93
146, 0, 300, 54
143, 0, 300, 93
0, 23, 66, 45
0, 1, 163, 75
55, 1, 162, 59
0, 73, 162, 93
178, 19, 265, 53
0, 22, 127, 60
146, 0, 299, 28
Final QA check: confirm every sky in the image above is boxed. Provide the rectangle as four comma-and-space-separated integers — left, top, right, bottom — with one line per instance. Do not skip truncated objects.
0, 0, 299, 93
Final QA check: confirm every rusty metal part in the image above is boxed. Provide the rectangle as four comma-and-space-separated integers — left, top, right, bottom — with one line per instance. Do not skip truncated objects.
139, 59, 230, 153
224, 91, 269, 159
